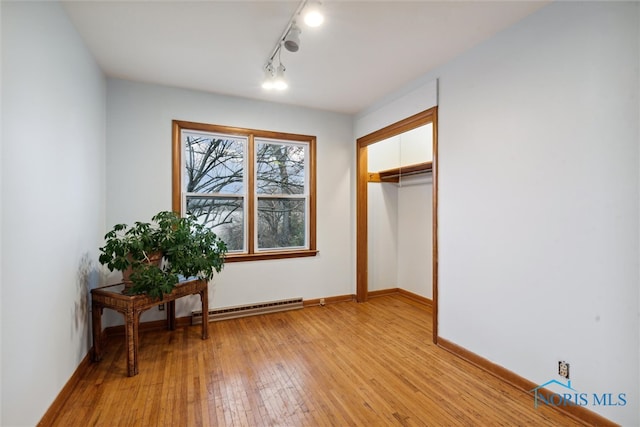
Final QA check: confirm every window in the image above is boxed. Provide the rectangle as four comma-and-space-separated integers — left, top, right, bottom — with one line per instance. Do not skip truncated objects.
172, 120, 317, 262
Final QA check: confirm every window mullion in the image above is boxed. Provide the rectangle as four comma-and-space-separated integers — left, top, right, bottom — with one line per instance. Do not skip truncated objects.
247, 134, 255, 254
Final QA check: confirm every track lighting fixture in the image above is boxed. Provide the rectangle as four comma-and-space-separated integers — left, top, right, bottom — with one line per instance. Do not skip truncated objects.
262, 59, 288, 91
273, 63, 288, 90
261, 0, 324, 91
284, 23, 301, 53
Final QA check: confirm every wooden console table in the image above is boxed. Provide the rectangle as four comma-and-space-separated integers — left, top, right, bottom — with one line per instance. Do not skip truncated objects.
91, 278, 208, 377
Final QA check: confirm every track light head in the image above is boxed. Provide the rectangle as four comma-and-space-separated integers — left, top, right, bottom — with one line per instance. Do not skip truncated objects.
303, 1, 324, 27
262, 61, 287, 91
284, 23, 301, 53
261, 62, 276, 90
273, 63, 288, 90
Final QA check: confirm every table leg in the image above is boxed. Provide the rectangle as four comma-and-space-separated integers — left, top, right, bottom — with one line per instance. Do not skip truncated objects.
167, 300, 176, 330
92, 303, 104, 362
124, 309, 140, 377
200, 285, 209, 340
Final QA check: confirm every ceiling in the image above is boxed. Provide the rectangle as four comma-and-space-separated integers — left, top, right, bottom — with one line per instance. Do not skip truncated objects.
61, 1, 549, 114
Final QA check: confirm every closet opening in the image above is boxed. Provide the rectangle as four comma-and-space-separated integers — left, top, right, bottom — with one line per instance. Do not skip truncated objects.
356, 107, 438, 342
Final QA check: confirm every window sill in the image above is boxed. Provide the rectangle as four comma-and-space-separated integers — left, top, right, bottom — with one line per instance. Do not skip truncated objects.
224, 250, 319, 263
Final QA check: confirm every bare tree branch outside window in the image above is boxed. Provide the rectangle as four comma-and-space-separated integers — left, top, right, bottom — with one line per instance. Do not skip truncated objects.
256, 141, 306, 249
184, 133, 246, 251
182, 132, 308, 252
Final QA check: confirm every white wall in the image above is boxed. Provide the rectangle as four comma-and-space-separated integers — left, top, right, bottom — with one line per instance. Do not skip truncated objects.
398, 127, 433, 299
355, 79, 438, 139
398, 174, 432, 298
368, 2, 638, 424
367, 182, 398, 291
1, 2, 106, 426
105, 79, 354, 325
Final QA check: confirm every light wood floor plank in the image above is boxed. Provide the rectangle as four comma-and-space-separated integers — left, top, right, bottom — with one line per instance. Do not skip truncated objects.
48, 295, 590, 426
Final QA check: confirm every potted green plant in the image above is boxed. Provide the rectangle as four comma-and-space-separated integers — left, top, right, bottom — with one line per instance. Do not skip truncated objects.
98, 221, 161, 282
153, 211, 227, 282
98, 211, 227, 299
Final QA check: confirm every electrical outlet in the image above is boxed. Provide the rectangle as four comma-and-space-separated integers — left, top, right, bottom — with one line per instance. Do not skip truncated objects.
158, 303, 165, 311
558, 361, 570, 379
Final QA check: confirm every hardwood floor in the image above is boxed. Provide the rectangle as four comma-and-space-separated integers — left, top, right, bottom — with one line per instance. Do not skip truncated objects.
49, 295, 588, 426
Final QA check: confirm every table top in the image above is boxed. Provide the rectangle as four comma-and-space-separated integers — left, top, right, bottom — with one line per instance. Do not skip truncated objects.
93, 282, 128, 294
91, 278, 207, 305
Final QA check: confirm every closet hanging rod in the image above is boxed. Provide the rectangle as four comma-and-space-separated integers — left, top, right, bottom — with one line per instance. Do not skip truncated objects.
377, 161, 433, 181
380, 169, 432, 180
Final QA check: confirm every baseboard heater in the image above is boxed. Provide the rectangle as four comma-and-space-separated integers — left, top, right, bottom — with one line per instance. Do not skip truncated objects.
191, 297, 304, 324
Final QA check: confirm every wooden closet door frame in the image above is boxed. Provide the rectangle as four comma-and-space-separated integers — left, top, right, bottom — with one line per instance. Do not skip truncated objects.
356, 106, 439, 343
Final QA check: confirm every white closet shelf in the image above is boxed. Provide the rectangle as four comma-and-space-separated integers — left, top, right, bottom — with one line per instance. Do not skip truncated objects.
368, 161, 432, 183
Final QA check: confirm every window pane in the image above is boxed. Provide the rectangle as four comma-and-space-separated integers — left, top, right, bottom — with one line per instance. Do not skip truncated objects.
256, 141, 305, 195
184, 131, 245, 194
257, 198, 306, 249
186, 196, 245, 252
